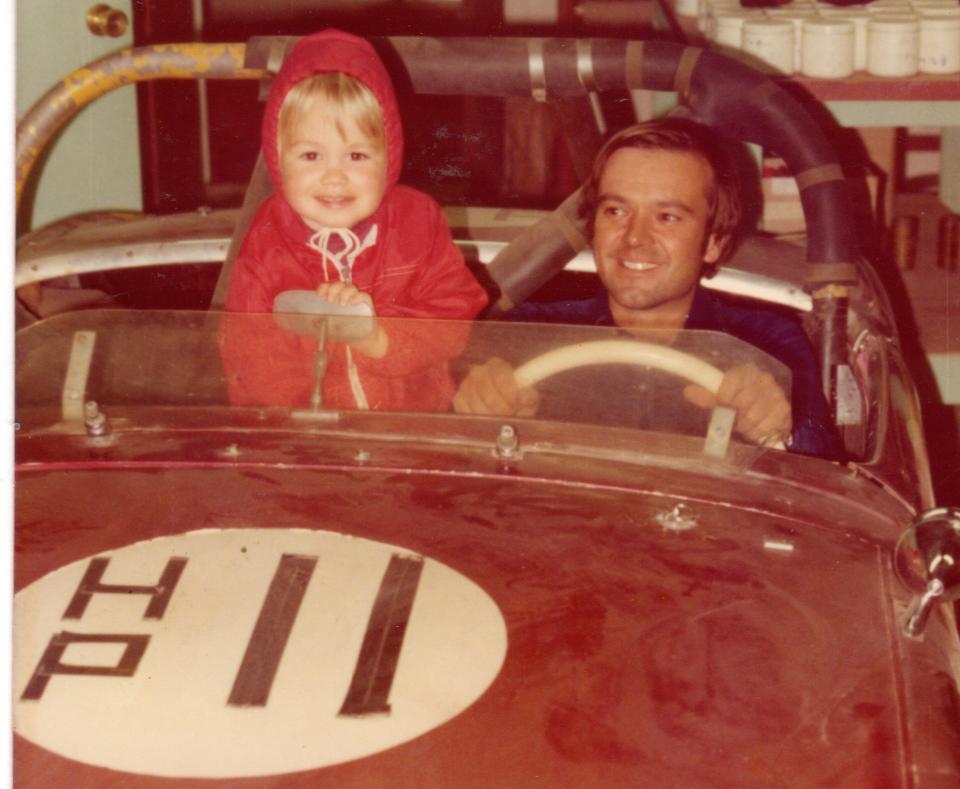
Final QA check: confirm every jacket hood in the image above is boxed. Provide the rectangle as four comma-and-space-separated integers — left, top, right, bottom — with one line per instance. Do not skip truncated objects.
261, 29, 404, 206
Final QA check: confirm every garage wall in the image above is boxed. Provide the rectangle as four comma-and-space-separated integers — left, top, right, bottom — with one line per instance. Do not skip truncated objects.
16, 0, 141, 231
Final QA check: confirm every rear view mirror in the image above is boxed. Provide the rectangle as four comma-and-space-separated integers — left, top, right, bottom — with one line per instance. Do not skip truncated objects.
272, 290, 374, 342
271, 290, 376, 416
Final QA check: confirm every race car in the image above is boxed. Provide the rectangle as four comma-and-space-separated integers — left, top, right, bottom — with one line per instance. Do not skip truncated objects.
14, 33, 960, 786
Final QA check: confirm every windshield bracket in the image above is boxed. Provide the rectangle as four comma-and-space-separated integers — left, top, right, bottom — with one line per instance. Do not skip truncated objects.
703, 406, 735, 459
61, 330, 96, 422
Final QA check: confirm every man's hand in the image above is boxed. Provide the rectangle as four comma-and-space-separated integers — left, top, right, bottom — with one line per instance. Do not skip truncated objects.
453, 357, 541, 417
683, 362, 792, 447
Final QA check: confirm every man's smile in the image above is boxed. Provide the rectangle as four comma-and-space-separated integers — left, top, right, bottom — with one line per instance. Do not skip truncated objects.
620, 259, 659, 272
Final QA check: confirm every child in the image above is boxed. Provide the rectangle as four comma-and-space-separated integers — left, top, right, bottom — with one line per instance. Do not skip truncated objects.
223, 29, 488, 410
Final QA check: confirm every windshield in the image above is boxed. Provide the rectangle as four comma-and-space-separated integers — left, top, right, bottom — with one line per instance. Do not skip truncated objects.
16, 310, 790, 457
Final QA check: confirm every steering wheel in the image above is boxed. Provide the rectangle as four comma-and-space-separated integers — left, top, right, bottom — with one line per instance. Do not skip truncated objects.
512, 339, 787, 451
514, 339, 723, 391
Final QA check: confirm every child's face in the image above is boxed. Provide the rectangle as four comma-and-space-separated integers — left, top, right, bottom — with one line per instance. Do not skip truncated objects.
279, 103, 387, 230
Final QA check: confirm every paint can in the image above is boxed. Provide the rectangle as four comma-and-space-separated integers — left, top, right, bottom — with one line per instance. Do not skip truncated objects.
868, 14, 920, 76
742, 18, 796, 74
919, 13, 960, 74
802, 18, 856, 77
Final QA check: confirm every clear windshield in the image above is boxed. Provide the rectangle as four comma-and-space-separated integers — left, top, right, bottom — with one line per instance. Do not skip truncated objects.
16, 310, 791, 455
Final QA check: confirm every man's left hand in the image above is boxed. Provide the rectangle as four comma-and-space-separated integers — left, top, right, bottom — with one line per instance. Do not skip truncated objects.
683, 362, 792, 447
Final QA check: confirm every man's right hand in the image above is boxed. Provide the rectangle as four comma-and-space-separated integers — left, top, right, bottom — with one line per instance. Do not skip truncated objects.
683, 362, 792, 447
453, 357, 541, 417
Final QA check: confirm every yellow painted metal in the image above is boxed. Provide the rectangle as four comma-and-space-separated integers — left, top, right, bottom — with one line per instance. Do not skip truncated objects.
16, 43, 265, 212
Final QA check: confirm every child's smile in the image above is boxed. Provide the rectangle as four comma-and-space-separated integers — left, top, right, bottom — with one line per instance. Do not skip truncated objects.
279, 106, 387, 231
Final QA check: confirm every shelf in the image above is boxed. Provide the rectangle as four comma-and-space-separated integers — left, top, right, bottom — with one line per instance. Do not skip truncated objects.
785, 72, 960, 102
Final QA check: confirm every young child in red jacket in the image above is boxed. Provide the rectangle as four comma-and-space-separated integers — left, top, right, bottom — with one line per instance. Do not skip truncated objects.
222, 29, 488, 410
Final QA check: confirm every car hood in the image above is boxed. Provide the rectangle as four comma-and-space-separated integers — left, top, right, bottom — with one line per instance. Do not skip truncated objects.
14, 438, 960, 786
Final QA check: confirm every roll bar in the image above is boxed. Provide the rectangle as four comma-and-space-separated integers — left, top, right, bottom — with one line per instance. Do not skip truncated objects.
18, 37, 860, 285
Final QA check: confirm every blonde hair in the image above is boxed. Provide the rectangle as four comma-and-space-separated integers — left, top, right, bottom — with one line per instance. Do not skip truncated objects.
278, 72, 385, 149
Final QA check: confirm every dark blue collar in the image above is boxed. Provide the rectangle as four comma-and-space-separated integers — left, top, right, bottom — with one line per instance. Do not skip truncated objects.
502, 282, 720, 330
587, 284, 718, 330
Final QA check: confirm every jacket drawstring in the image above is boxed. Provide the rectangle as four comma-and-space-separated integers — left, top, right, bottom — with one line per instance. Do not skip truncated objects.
305, 224, 379, 410
345, 347, 370, 410
306, 225, 378, 284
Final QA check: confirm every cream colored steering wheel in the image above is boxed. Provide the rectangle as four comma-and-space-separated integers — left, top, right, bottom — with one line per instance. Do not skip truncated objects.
514, 339, 724, 391
513, 339, 786, 451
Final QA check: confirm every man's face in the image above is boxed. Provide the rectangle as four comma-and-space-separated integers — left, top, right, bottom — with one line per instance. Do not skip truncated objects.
279, 102, 387, 231
592, 147, 723, 326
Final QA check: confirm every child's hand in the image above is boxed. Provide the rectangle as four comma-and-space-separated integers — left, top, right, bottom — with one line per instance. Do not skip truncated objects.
316, 282, 376, 315
316, 282, 388, 358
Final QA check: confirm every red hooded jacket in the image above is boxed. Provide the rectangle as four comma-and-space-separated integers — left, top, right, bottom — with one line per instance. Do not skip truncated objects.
221, 30, 488, 411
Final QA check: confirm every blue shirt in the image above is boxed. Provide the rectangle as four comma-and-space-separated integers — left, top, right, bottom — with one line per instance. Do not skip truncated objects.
504, 285, 842, 459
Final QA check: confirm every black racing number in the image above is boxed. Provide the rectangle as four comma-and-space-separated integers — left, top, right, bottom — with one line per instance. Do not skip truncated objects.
227, 552, 424, 714
228, 554, 318, 706
339, 555, 424, 716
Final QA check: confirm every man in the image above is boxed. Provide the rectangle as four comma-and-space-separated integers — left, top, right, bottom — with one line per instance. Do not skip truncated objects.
454, 118, 841, 458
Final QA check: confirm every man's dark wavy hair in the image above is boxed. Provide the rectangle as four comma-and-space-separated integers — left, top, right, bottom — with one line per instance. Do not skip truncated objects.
578, 117, 744, 269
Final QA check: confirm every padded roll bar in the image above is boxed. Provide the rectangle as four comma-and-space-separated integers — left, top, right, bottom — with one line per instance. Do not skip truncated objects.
18, 36, 861, 289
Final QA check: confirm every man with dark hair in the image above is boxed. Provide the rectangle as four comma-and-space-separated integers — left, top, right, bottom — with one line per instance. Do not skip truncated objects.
454, 117, 841, 458
577, 116, 743, 272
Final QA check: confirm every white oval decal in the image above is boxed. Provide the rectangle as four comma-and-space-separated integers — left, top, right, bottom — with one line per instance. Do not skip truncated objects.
14, 528, 507, 778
